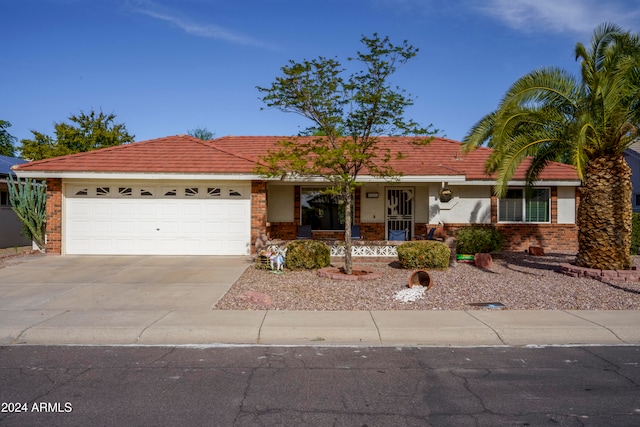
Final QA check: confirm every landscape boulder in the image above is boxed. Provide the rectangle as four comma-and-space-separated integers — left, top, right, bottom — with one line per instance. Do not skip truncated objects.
474, 253, 493, 269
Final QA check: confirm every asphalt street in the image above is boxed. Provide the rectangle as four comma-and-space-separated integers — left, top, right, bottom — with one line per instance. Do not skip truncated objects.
1, 345, 639, 426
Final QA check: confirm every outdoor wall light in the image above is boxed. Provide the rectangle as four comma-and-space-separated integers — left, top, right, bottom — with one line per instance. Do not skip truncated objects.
439, 187, 453, 203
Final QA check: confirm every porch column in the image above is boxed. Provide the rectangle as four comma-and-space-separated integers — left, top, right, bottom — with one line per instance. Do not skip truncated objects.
251, 180, 268, 254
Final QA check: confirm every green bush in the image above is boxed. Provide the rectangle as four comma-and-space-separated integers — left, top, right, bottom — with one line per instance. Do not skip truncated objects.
396, 241, 450, 269
631, 213, 640, 255
284, 240, 331, 270
456, 226, 503, 254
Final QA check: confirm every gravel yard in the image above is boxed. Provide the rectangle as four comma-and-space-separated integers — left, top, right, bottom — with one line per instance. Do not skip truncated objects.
214, 252, 640, 311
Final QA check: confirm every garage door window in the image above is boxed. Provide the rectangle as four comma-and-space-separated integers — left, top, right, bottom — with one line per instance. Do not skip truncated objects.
69, 185, 249, 200
119, 187, 132, 196
96, 187, 110, 196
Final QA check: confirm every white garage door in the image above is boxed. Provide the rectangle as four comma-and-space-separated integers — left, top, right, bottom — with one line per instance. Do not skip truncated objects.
65, 184, 251, 255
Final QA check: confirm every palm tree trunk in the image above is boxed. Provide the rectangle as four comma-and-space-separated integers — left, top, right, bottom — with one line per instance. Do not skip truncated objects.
576, 153, 632, 270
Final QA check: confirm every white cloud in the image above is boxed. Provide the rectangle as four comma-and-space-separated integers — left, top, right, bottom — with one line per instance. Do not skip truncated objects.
475, 0, 640, 35
128, 0, 275, 49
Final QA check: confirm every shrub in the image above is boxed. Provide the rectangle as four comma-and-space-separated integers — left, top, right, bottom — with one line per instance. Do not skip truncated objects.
284, 240, 331, 270
455, 226, 503, 254
396, 241, 450, 269
631, 213, 640, 255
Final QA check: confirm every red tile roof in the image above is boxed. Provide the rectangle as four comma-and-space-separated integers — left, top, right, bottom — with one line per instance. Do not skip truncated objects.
14, 134, 580, 181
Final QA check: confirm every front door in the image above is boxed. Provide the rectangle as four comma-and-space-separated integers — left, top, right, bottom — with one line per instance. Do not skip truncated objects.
386, 187, 414, 240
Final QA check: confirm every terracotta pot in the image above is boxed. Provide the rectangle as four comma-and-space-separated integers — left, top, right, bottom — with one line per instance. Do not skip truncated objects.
408, 270, 432, 289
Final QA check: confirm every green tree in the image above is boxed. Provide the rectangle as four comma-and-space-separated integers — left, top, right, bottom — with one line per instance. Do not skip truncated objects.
187, 127, 215, 140
257, 34, 437, 274
19, 110, 134, 160
462, 23, 640, 270
0, 120, 17, 157
7, 175, 46, 251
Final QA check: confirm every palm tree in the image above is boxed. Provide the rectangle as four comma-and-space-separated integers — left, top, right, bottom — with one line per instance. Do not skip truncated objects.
462, 23, 640, 270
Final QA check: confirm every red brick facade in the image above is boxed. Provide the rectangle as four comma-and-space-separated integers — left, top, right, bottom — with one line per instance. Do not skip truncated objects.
251, 181, 268, 252
45, 178, 63, 255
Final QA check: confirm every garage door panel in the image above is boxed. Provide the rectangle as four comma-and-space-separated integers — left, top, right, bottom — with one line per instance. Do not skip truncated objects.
137, 238, 160, 253
226, 221, 247, 234
183, 202, 203, 216
114, 238, 137, 252
114, 201, 137, 218
138, 203, 157, 216
160, 203, 180, 216
65, 184, 251, 255
93, 239, 114, 252
137, 220, 158, 233
182, 220, 203, 234
205, 204, 224, 216
159, 220, 180, 234
226, 201, 248, 216
203, 221, 223, 234
94, 221, 112, 234
93, 202, 113, 218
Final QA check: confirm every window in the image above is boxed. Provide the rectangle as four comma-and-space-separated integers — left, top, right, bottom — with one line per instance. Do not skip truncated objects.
208, 187, 221, 197
0, 191, 8, 206
75, 188, 88, 196
96, 187, 110, 196
498, 188, 550, 223
185, 187, 199, 197
300, 188, 353, 230
140, 188, 154, 196
118, 187, 132, 196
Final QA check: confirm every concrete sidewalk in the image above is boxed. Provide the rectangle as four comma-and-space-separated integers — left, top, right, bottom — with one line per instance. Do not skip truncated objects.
2, 308, 639, 346
1, 255, 639, 346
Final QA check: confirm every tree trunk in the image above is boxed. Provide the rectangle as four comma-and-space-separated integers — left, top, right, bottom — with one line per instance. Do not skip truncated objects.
576, 153, 632, 270
343, 189, 353, 275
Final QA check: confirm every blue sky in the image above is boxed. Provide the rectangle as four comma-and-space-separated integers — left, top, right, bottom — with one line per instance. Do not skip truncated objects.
3, 0, 640, 149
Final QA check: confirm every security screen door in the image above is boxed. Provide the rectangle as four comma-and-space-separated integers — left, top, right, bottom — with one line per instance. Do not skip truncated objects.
386, 187, 414, 240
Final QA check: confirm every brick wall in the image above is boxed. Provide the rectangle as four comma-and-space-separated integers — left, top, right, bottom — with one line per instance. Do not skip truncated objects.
45, 178, 62, 255
251, 181, 267, 253
439, 223, 578, 253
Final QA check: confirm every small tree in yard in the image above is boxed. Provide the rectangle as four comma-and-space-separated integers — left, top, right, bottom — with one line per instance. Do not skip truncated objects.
256, 34, 437, 274
19, 110, 134, 161
7, 175, 46, 251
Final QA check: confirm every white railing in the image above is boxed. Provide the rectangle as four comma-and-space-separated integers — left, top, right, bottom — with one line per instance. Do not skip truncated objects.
329, 244, 398, 257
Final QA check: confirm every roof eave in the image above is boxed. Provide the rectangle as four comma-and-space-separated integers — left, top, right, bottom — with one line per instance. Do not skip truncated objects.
13, 171, 265, 181
463, 179, 582, 186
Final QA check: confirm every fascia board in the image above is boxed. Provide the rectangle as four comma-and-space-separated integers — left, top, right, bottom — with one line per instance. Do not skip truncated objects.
463, 179, 582, 186
270, 175, 468, 183
13, 171, 265, 181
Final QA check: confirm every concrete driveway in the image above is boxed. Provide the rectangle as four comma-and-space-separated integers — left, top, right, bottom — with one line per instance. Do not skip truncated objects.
0, 255, 251, 311
2, 255, 640, 347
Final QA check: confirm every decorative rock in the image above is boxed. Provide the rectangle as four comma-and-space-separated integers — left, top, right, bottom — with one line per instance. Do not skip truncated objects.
317, 266, 382, 281
528, 246, 545, 256
474, 253, 493, 269
237, 291, 272, 308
